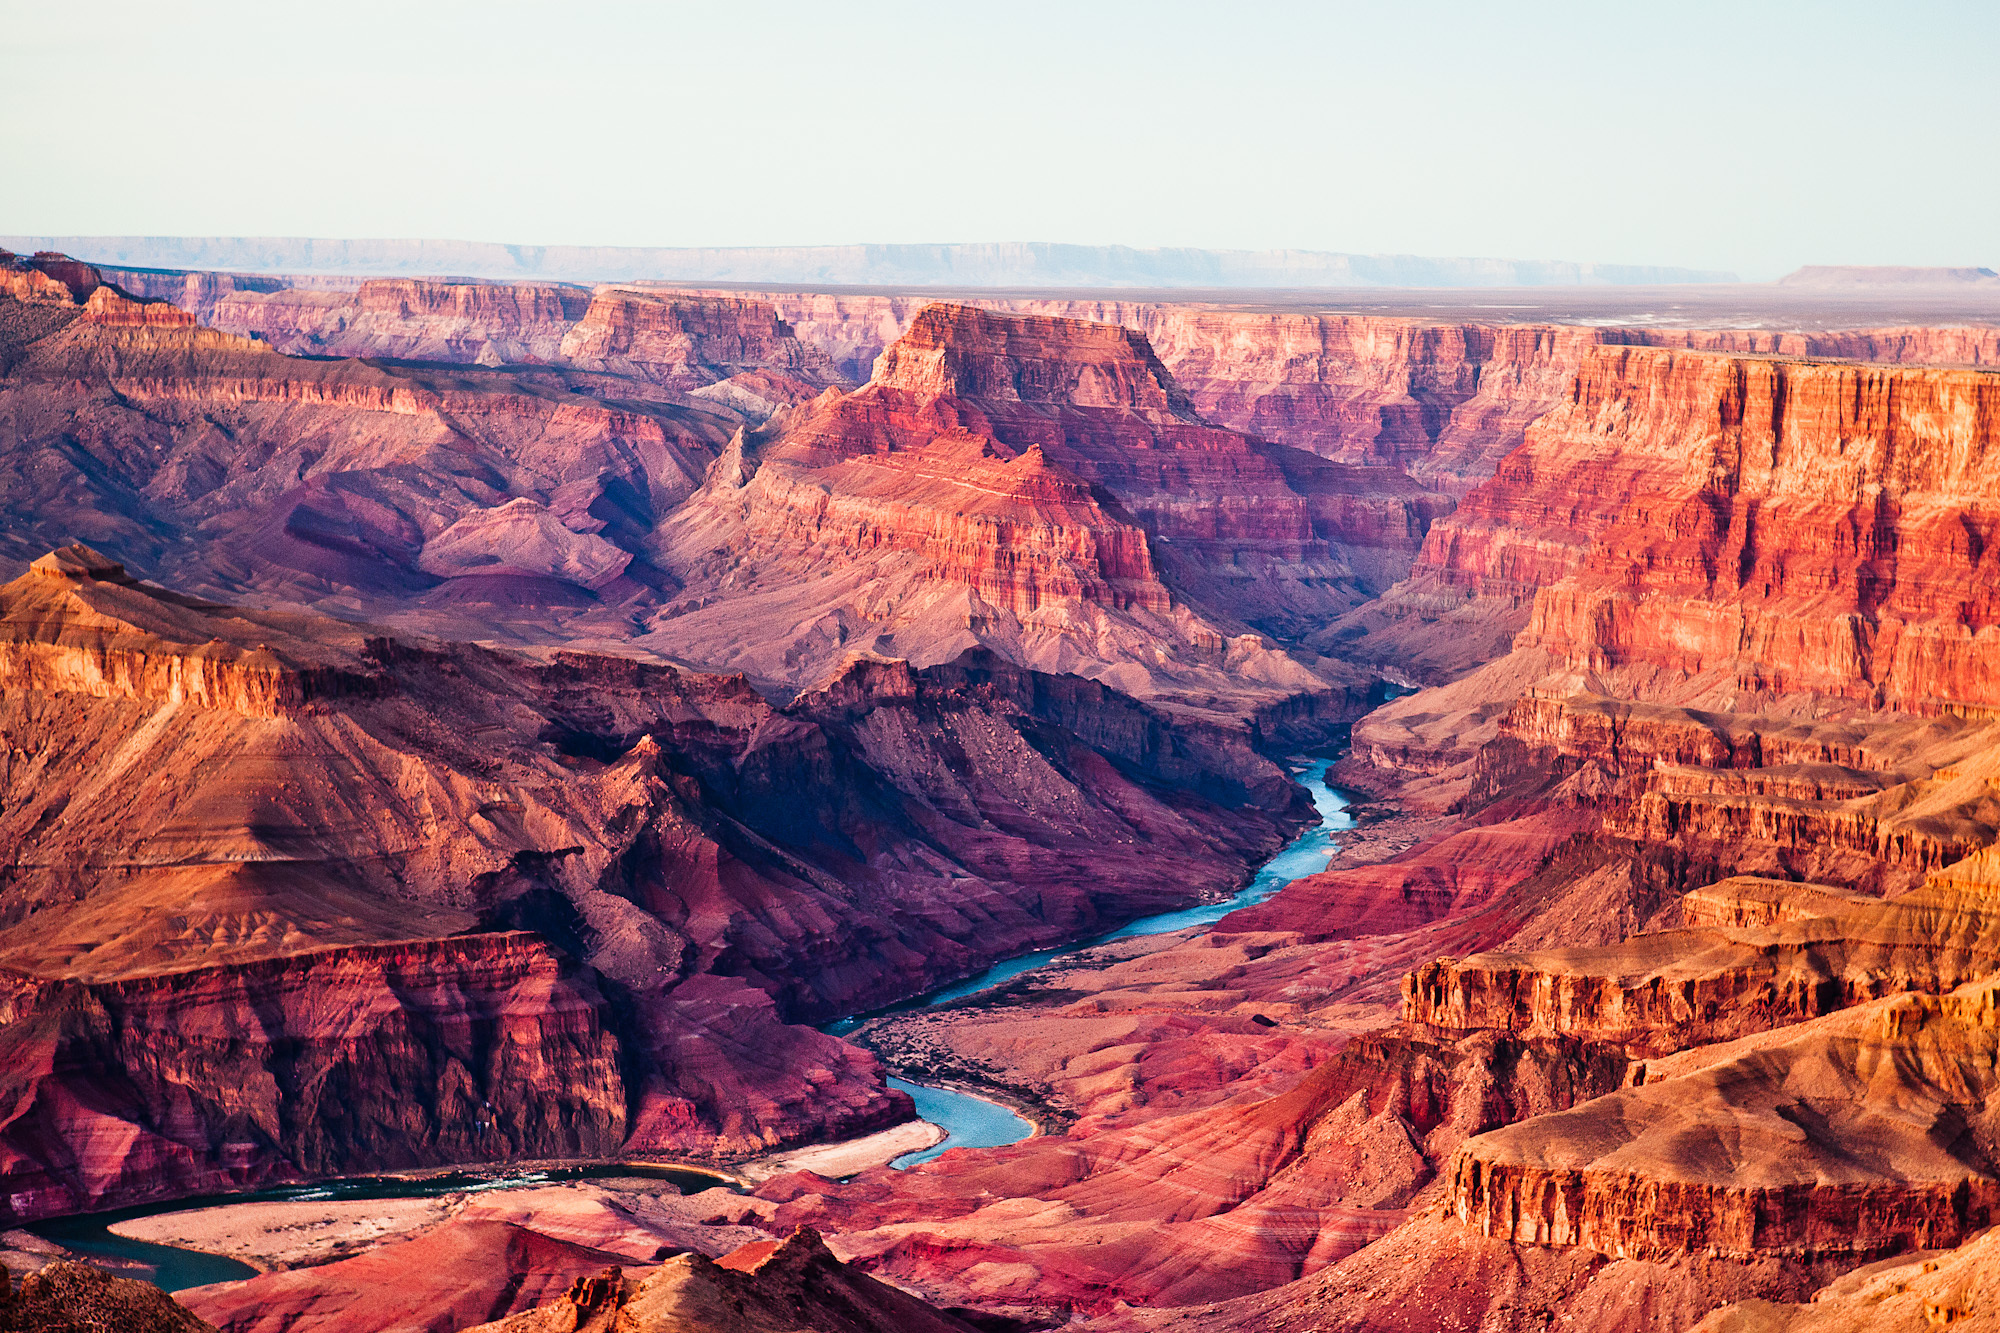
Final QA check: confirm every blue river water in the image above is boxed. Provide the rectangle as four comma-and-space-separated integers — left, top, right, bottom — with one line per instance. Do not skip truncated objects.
886, 1078, 1035, 1169
846, 758, 1352, 1016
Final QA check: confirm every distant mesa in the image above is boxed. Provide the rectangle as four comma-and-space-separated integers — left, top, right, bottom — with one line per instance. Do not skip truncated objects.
0, 235, 1741, 288
1777, 264, 1999, 288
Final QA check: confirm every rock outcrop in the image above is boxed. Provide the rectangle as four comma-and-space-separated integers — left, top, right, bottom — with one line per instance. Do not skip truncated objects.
1445, 976, 2000, 1261
459, 1227, 990, 1333
0, 1260, 217, 1333
1690, 1222, 2000, 1332
1404, 851, 2000, 1056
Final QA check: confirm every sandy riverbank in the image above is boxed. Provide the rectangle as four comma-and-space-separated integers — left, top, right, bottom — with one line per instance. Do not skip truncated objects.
735, 1118, 945, 1183
111, 1197, 450, 1272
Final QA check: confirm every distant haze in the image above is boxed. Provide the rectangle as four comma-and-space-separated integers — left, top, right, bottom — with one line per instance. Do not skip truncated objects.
0, 237, 1738, 288
2, 1, 1993, 281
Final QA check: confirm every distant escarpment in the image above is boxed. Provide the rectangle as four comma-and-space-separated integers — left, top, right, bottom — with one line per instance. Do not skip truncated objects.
0, 547, 1309, 1222
673, 289, 2000, 490
170, 275, 846, 396
1, 262, 1413, 734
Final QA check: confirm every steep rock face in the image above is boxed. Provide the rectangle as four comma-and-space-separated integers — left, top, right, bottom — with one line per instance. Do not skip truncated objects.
1514, 346, 2000, 710
1689, 1222, 2000, 1333
1362, 344, 2000, 692
1092, 1211, 1831, 1333
0, 934, 626, 1220
0, 250, 109, 306
0, 545, 387, 717
556, 288, 841, 390
1619, 324, 2000, 368
1403, 853, 2000, 1056
1100, 312, 1598, 492
871, 307, 1448, 607
1445, 977, 2000, 1262
740, 429, 1169, 617
1468, 690, 2000, 894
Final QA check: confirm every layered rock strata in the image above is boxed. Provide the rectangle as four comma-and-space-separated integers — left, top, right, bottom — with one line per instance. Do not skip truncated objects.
1445, 977, 2000, 1261
0, 272, 800, 648
1404, 852, 2000, 1056
1379, 345, 2000, 696
667, 288, 2000, 489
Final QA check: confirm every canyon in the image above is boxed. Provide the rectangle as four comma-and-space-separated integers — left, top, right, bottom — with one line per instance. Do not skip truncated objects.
3, 244, 2000, 1333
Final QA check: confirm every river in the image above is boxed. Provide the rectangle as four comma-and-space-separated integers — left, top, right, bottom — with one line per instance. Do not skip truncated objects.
26, 760, 1350, 1290
915, 759, 1351, 1006
858, 759, 1350, 1167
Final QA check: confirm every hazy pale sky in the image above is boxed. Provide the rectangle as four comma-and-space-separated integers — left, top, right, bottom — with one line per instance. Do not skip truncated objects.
3, 0, 1993, 279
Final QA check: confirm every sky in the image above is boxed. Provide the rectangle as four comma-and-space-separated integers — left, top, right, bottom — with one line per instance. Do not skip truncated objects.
2, 0, 1993, 280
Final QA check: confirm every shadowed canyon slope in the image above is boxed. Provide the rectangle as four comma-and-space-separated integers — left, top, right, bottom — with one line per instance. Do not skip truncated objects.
0, 537, 1311, 1223
7, 247, 2000, 1332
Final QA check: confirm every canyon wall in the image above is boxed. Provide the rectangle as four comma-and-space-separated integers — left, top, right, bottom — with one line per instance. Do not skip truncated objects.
1511, 346, 2000, 709
0, 933, 628, 1220
1445, 978, 2000, 1262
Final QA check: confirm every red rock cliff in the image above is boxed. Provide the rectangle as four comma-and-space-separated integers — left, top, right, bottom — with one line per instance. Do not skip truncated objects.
1512, 346, 2000, 709
0, 933, 628, 1222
